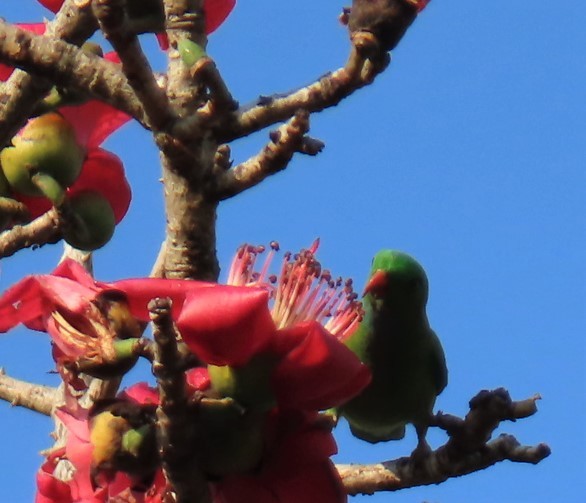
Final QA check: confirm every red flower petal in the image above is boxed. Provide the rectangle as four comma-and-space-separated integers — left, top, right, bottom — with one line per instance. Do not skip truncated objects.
36, 450, 72, 503
271, 322, 371, 410
155, 33, 170, 51
69, 149, 131, 223
0, 272, 102, 333
0, 259, 220, 337
38, 0, 63, 13
58, 52, 129, 149
205, 0, 236, 34
55, 408, 108, 503
105, 277, 213, 321
120, 382, 160, 406
178, 286, 275, 366
186, 367, 212, 392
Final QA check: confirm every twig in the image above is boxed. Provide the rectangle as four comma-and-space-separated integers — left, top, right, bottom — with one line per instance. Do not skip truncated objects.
0, 368, 58, 416
93, 0, 174, 131
214, 43, 387, 142
336, 389, 551, 495
214, 110, 314, 200
0, 209, 61, 259
188, 56, 238, 113
0, 198, 29, 225
150, 297, 211, 503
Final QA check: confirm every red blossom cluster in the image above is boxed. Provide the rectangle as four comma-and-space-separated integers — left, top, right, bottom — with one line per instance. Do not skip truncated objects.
0, 23, 131, 247
0, 241, 370, 502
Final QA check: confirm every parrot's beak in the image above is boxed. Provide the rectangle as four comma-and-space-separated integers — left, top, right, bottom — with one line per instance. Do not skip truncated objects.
363, 269, 388, 297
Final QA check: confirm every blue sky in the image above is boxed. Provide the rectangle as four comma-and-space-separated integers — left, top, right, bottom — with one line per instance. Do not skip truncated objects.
1, 1, 584, 501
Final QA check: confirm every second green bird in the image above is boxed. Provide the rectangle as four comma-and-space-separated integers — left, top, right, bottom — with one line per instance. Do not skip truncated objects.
339, 250, 447, 455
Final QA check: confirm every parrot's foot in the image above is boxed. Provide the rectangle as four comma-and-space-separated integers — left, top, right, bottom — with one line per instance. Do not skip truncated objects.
410, 438, 432, 465
411, 423, 433, 465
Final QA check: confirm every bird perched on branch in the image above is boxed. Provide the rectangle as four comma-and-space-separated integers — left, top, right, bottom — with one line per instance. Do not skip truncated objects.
338, 250, 447, 456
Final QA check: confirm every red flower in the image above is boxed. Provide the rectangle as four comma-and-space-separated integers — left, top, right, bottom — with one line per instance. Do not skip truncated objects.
0, 243, 370, 411
0, 25, 131, 223
210, 241, 370, 410
36, 449, 75, 503
38, 0, 236, 35
178, 286, 370, 410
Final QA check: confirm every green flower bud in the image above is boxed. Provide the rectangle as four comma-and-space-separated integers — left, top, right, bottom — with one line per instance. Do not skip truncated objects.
178, 38, 206, 67
208, 352, 278, 412
76, 338, 140, 379
63, 191, 116, 251
0, 168, 9, 196
0, 113, 84, 197
196, 397, 266, 477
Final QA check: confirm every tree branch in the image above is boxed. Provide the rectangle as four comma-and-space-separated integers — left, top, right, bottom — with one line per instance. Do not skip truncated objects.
336, 389, 551, 496
150, 297, 211, 503
0, 19, 146, 127
214, 110, 320, 200
0, 368, 58, 416
214, 41, 388, 143
93, 0, 174, 131
0, 198, 30, 226
0, 209, 61, 259
158, 0, 220, 281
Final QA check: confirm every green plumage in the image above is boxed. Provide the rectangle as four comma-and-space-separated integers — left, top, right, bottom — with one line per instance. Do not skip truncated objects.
339, 250, 447, 447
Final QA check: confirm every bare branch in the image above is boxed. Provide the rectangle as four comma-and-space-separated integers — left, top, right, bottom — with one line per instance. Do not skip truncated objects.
336, 389, 551, 496
214, 110, 316, 200
0, 368, 58, 416
0, 209, 61, 259
187, 56, 238, 113
0, 19, 146, 127
214, 42, 388, 143
0, 198, 30, 225
150, 297, 210, 503
0, 0, 97, 146
338, 436, 550, 495
93, 0, 174, 131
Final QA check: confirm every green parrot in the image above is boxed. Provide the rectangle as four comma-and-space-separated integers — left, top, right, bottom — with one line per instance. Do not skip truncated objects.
338, 250, 447, 455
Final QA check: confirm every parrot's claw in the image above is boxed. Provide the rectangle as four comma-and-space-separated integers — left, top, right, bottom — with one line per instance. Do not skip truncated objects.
410, 438, 432, 465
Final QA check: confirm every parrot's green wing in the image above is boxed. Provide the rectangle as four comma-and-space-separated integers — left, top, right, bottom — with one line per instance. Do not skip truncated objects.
429, 329, 448, 395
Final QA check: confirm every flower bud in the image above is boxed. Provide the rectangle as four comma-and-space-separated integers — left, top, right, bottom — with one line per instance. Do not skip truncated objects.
0, 113, 84, 197
0, 168, 9, 196
63, 191, 116, 251
208, 353, 278, 412
178, 38, 206, 67
76, 338, 140, 379
196, 397, 266, 477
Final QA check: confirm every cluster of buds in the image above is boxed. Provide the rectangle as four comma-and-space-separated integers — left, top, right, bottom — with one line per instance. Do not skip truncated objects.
0, 34, 131, 250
